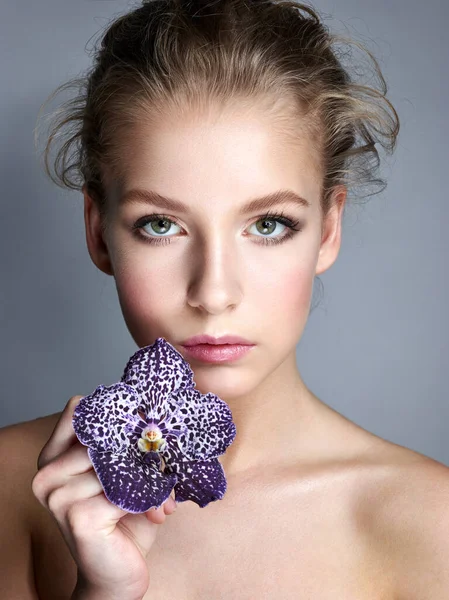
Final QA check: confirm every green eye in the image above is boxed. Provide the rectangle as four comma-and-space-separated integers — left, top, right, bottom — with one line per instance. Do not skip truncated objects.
132, 212, 303, 247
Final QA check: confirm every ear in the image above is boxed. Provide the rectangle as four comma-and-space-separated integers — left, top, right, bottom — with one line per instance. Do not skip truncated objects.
82, 184, 114, 276
315, 186, 347, 276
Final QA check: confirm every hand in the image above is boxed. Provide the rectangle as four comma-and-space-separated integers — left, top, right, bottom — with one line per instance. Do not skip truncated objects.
32, 396, 177, 600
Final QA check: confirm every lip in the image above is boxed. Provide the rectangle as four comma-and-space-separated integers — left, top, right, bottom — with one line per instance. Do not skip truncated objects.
181, 334, 254, 347
181, 343, 254, 364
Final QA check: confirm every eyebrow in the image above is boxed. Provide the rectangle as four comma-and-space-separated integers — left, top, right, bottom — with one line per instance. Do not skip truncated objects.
119, 188, 311, 215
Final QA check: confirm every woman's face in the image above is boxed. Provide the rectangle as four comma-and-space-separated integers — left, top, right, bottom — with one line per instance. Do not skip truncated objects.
84, 105, 345, 399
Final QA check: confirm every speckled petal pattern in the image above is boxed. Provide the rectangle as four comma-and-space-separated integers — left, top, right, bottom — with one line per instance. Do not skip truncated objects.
168, 389, 237, 461
165, 457, 227, 507
88, 445, 178, 513
73, 382, 140, 454
136, 392, 189, 441
121, 338, 196, 414
72, 337, 237, 511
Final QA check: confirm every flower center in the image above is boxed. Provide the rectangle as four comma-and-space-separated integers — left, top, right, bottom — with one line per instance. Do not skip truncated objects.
137, 424, 167, 454
145, 429, 161, 442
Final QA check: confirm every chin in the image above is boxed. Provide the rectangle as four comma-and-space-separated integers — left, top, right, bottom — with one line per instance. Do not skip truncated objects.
190, 368, 258, 399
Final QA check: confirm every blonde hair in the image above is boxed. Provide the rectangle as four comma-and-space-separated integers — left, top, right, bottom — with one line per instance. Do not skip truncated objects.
36, 0, 400, 236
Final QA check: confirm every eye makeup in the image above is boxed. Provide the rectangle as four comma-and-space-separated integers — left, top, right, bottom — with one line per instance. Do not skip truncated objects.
131, 210, 304, 247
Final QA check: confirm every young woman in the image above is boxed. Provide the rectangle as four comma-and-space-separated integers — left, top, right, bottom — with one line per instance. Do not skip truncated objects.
1, 1, 448, 598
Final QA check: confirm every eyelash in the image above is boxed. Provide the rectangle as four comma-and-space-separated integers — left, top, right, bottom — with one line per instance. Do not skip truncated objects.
131, 210, 303, 247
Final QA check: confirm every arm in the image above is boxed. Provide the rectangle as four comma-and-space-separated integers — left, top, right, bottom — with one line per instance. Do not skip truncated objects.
0, 423, 39, 600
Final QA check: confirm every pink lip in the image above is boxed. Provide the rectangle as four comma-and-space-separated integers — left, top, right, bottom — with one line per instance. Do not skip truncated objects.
181, 343, 254, 364
181, 334, 254, 347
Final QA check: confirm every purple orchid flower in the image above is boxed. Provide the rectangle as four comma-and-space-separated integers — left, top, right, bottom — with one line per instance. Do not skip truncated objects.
72, 337, 237, 513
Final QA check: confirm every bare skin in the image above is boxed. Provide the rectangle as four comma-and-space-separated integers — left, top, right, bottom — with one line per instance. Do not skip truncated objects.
13, 389, 447, 599
8, 108, 448, 598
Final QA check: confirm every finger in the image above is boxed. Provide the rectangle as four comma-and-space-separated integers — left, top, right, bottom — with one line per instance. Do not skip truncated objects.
45, 439, 92, 474
146, 495, 177, 523
46, 468, 103, 518
33, 442, 94, 505
38, 396, 85, 470
146, 505, 167, 525
38, 439, 93, 482
163, 496, 177, 515
66, 491, 129, 538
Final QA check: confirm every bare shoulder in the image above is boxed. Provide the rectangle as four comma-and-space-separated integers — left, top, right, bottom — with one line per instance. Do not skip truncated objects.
0, 412, 64, 515
1, 412, 80, 598
356, 434, 449, 599
0, 412, 64, 598
1, 410, 63, 442
1, 412, 64, 474
0, 411, 63, 495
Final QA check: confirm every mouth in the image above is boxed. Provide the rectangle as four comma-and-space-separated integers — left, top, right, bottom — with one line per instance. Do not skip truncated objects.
180, 342, 255, 364
181, 334, 254, 347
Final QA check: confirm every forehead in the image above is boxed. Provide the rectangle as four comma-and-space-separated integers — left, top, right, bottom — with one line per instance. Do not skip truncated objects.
106, 106, 322, 212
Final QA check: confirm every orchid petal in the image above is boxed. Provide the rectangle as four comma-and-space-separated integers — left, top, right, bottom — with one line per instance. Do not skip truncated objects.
120, 338, 196, 420
165, 388, 237, 461
165, 457, 227, 508
73, 383, 140, 453
88, 445, 178, 513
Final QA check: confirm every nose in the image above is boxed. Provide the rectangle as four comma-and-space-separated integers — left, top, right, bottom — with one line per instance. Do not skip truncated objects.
186, 233, 243, 315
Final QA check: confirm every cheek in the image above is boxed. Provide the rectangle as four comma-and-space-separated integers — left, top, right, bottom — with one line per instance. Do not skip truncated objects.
249, 232, 319, 319
112, 256, 181, 341
260, 262, 314, 318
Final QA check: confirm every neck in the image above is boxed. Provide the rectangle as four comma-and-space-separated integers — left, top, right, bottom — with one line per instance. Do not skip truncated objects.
213, 352, 320, 477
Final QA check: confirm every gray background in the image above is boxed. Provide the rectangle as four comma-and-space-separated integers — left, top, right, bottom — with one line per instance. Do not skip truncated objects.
1, 1, 447, 465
